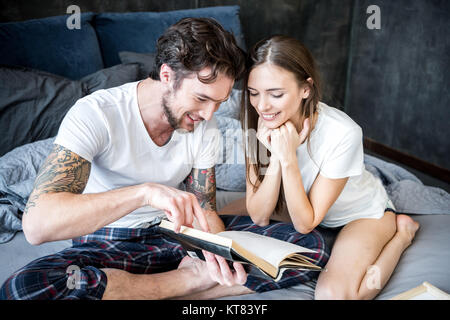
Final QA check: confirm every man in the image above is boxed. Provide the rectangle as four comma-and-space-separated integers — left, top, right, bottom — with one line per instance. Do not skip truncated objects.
1, 18, 328, 300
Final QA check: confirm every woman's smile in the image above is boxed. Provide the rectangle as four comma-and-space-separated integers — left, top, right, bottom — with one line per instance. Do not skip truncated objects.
260, 112, 281, 121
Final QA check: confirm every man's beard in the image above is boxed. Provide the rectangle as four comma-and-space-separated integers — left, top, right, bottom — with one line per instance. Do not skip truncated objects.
162, 93, 181, 130
161, 92, 194, 134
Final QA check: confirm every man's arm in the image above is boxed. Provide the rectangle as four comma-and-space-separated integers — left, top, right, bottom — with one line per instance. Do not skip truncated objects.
184, 167, 225, 233
25, 144, 91, 212
23, 144, 152, 244
24, 144, 210, 245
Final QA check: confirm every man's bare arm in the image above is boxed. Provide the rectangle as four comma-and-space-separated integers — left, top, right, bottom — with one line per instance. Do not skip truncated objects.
185, 167, 217, 211
184, 167, 224, 233
24, 144, 91, 214
22, 144, 149, 244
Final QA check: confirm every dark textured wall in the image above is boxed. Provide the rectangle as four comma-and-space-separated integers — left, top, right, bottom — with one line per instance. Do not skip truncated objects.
0, 0, 448, 170
346, 0, 450, 170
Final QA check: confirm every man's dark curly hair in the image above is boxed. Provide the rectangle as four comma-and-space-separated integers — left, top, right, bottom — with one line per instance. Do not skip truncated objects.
151, 17, 246, 89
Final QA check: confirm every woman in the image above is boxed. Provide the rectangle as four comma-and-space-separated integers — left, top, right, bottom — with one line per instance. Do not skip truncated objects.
240, 35, 420, 300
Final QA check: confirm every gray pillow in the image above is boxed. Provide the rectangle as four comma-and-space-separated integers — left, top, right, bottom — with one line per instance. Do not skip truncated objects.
213, 89, 245, 191
215, 89, 242, 120
118, 51, 156, 80
0, 65, 86, 157
0, 63, 142, 157
81, 63, 141, 94
215, 116, 246, 192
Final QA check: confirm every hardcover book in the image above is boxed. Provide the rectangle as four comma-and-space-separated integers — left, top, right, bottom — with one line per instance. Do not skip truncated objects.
158, 219, 322, 281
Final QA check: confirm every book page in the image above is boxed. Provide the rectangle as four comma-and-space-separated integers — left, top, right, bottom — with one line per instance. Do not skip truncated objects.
218, 230, 317, 268
409, 291, 441, 300
390, 282, 450, 300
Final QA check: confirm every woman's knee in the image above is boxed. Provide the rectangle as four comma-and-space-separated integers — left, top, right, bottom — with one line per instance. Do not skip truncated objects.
314, 279, 359, 300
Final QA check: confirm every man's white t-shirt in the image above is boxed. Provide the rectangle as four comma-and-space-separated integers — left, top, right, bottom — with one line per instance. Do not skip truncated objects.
54, 81, 221, 229
297, 102, 394, 228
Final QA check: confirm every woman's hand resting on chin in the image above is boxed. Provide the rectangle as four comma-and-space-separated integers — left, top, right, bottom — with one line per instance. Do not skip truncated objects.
270, 118, 310, 166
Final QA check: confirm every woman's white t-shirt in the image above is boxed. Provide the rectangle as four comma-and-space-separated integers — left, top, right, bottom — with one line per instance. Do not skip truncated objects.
54, 81, 221, 229
296, 102, 394, 228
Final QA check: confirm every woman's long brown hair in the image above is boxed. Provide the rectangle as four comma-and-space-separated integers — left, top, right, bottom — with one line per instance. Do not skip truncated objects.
240, 35, 322, 216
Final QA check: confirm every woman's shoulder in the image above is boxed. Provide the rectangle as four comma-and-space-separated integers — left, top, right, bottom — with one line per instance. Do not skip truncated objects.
308, 102, 363, 151
315, 102, 361, 135
311, 103, 365, 178
317, 102, 360, 128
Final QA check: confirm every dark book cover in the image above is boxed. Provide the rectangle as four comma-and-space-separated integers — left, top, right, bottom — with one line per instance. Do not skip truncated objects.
157, 224, 277, 280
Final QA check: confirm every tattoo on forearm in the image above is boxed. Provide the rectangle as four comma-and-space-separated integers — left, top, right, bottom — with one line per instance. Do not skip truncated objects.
24, 144, 91, 214
185, 167, 217, 212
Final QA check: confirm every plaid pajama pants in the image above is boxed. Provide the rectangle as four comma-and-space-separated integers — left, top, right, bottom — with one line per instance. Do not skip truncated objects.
0, 215, 329, 300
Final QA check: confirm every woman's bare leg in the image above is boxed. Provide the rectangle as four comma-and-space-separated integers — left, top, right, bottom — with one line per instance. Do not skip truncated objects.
315, 212, 419, 300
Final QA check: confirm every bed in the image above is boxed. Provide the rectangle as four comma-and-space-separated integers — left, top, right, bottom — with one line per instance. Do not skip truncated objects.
1, 6, 449, 300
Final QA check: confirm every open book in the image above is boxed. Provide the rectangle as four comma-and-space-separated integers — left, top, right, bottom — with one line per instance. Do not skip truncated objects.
158, 219, 322, 281
390, 282, 450, 300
